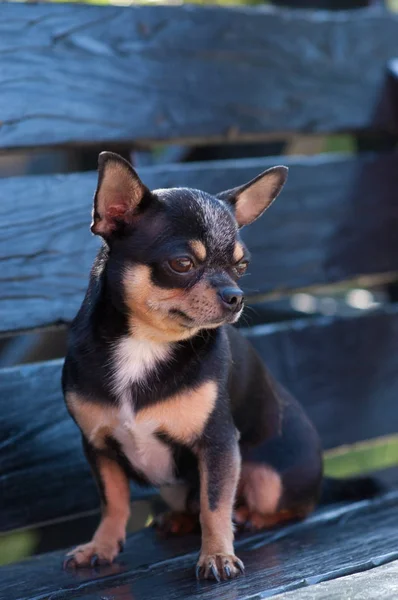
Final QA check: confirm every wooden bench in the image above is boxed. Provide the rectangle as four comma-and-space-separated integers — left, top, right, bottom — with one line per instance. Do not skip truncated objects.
2, 2, 398, 598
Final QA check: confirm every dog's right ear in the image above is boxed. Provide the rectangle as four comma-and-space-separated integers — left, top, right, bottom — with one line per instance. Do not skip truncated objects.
91, 152, 151, 237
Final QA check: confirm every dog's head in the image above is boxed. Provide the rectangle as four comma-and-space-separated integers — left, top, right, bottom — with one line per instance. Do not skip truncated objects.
91, 152, 287, 342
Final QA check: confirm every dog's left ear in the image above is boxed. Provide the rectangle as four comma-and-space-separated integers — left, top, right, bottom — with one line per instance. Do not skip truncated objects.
217, 166, 288, 228
91, 152, 151, 237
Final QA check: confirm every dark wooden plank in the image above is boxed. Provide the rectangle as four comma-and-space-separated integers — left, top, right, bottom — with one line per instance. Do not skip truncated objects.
2, 494, 398, 600
3, 152, 398, 334
245, 306, 398, 451
0, 526, 198, 600
2, 306, 398, 531
1, 4, 398, 149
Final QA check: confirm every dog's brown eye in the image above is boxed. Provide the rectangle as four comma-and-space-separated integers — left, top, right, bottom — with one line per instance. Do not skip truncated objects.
233, 260, 248, 277
168, 257, 194, 273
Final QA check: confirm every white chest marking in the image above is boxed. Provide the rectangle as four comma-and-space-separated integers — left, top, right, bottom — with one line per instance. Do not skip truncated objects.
112, 336, 171, 397
111, 336, 175, 486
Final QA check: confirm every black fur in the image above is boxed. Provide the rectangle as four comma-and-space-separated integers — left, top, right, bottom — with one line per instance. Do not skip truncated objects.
320, 475, 384, 505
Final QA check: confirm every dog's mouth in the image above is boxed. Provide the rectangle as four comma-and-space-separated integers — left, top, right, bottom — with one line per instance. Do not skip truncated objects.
168, 308, 195, 326
168, 307, 243, 329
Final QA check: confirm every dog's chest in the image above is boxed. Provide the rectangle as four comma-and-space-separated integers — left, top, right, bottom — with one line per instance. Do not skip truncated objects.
111, 337, 174, 485
110, 336, 217, 486
114, 404, 175, 486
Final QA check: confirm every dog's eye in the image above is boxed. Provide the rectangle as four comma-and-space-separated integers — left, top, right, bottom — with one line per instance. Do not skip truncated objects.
233, 260, 248, 277
168, 257, 194, 273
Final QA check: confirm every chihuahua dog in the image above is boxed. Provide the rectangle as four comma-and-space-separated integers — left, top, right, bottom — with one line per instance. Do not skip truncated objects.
63, 152, 378, 581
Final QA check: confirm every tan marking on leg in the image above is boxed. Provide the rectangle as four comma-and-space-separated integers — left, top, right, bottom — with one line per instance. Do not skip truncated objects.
66, 392, 118, 449
233, 241, 245, 263
65, 455, 130, 568
198, 447, 239, 556
189, 240, 207, 262
196, 444, 244, 580
136, 381, 217, 445
238, 463, 282, 515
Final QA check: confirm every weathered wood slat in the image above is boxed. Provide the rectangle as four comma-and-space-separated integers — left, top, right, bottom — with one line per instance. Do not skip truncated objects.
0, 4, 398, 149
245, 306, 398, 450
2, 307, 398, 531
2, 152, 398, 334
2, 494, 398, 600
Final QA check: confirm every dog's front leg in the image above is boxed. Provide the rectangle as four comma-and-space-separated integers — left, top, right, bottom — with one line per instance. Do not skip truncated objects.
64, 437, 130, 568
196, 427, 243, 581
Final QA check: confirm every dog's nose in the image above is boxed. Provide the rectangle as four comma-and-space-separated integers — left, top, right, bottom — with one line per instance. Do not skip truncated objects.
218, 287, 244, 311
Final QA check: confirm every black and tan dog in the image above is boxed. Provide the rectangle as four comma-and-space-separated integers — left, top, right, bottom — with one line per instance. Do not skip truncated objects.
63, 152, 379, 581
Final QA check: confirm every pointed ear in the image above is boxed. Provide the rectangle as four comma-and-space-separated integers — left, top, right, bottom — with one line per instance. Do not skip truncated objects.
217, 166, 288, 228
91, 152, 150, 237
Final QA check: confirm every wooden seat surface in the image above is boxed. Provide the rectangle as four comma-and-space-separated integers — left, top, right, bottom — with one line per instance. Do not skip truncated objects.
2, 494, 398, 600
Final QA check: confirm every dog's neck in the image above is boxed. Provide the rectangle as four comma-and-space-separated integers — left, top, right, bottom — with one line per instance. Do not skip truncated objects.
127, 315, 203, 344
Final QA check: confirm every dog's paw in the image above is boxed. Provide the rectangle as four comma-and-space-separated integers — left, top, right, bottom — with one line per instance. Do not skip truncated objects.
154, 511, 200, 536
196, 553, 245, 582
63, 538, 124, 569
234, 506, 305, 531
234, 506, 272, 531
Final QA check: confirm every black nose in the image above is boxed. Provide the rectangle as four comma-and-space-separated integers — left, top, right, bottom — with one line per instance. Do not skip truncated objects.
218, 287, 244, 311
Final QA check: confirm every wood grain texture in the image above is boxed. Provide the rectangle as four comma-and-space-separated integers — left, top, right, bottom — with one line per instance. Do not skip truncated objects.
0, 3, 398, 149
2, 307, 398, 531
2, 494, 398, 600
2, 152, 398, 334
